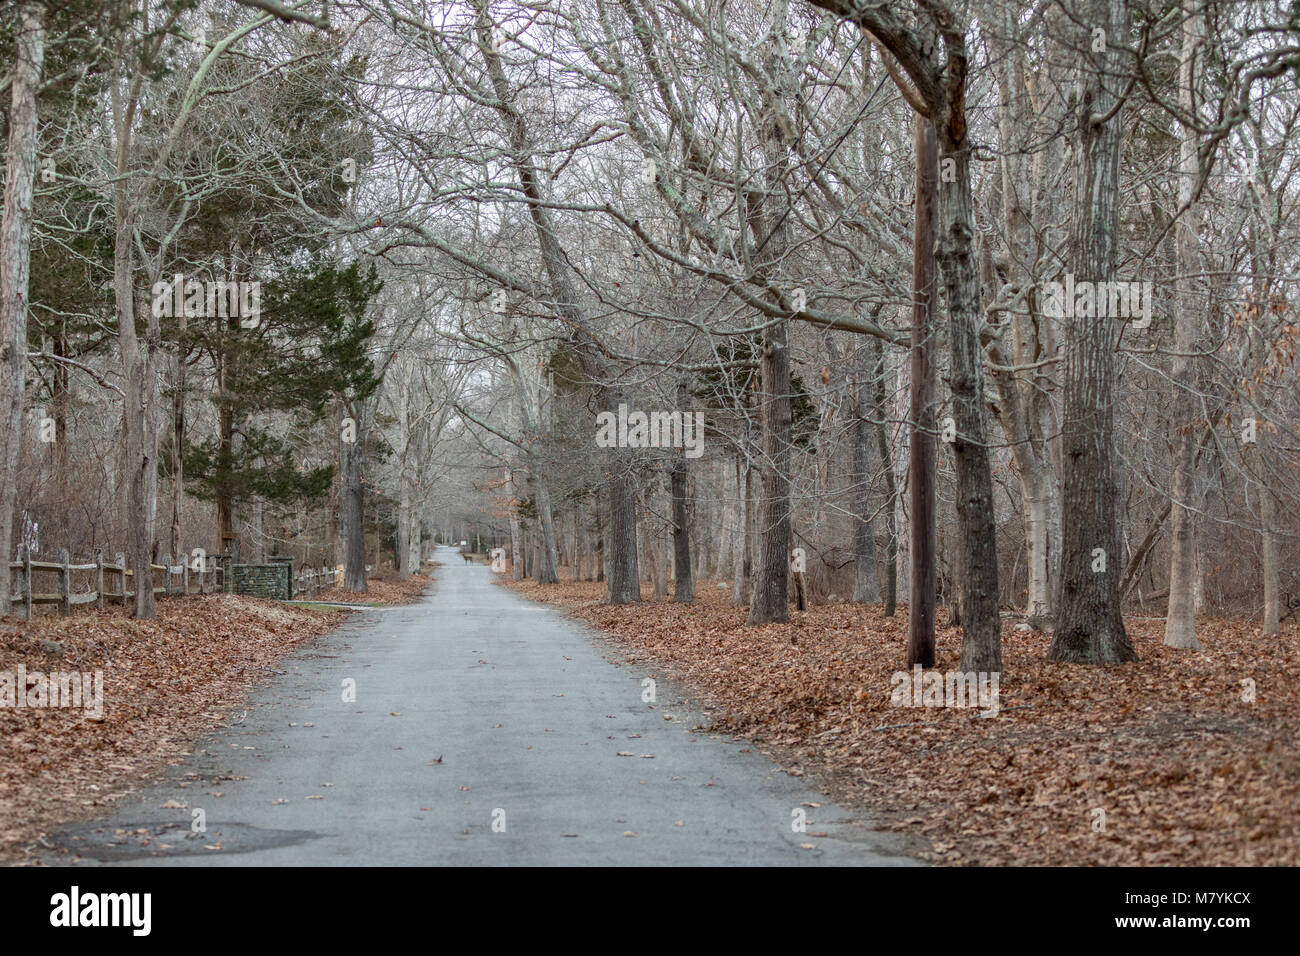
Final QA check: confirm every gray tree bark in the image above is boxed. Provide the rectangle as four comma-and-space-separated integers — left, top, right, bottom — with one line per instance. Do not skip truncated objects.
872, 337, 899, 616
1164, 3, 1206, 650
1049, 0, 1137, 663
0, 1, 45, 612
851, 348, 881, 603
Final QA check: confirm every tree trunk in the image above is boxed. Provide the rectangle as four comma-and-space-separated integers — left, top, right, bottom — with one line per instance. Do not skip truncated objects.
985, 12, 1062, 629
534, 481, 560, 583
604, 416, 640, 603
672, 379, 695, 602
872, 337, 898, 616
852, 348, 882, 603
593, 491, 604, 583
1260, 486, 1280, 635
1049, 0, 1137, 663
170, 311, 188, 564
396, 369, 414, 577
1164, 3, 1205, 651
1018, 466, 1056, 627
329, 403, 341, 568
510, 465, 524, 580
572, 505, 582, 582
745, 309, 793, 623
643, 490, 665, 601
907, 114, 939, 666
0, 1, 44, 612
947, 534, 965, 627
746, 52, 794, 626
1248, 277, 1280, 635
340, 406, 368, 592
932, 100, 1004, 673
732, 454, 751, 606
217, 355, 235, 553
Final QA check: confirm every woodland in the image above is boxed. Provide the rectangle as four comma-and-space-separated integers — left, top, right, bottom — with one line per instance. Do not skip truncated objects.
1, 0, 1298, 669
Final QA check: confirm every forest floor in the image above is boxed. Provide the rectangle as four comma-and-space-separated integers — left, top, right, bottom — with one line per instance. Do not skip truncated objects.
0, 570, 432, 864
503, 576, 1300, 866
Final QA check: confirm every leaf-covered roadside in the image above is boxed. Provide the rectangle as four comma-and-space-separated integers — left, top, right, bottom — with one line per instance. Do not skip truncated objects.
504, 578, 1299, 866
0, 595, 342, 865
314, 570, 433, 605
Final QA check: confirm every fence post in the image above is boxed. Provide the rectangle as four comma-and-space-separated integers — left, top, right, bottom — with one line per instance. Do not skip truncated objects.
96, 548, 105, 609
20, 545, 31, 620
116, 552, 126, 604
162, 554, 172, 596
58, 548, 71, 616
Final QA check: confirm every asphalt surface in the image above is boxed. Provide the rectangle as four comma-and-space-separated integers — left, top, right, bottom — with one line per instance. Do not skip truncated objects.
48, 546, 920, 866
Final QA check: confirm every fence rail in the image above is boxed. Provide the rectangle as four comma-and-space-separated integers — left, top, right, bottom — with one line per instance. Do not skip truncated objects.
5, 545, 341, 619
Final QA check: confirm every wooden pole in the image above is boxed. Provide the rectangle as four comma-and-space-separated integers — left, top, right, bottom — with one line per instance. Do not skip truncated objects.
58, 547, 70, 616
21, 545, 32, 620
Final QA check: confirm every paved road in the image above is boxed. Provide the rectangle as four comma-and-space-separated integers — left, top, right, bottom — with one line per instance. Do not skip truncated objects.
49, 547, 919, 866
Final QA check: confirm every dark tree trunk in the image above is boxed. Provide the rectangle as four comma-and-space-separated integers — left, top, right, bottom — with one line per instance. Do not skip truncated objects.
934, 125, 1003, 673
907, 114, 939, 667
572, 504, 582, 582
217, 365, 235, 553
340, 405, 368, 592
594, 491, 604, 582
170, 312, 187, 563
746, 57, 794, 626
872, 336, 898, 616
1049, 0, 1136, 664
808, 0, 1000, 667
746, 315, 792, 624
671, 383, 695, 602
605, 462, 640, 602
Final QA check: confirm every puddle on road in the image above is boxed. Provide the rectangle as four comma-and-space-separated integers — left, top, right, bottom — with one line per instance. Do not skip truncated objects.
53, 821, 320, 861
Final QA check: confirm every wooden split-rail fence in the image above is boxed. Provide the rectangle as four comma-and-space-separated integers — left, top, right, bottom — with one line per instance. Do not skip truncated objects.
4, 545, 341, 620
